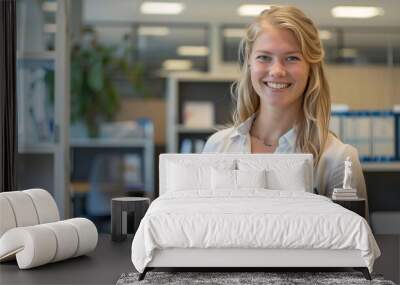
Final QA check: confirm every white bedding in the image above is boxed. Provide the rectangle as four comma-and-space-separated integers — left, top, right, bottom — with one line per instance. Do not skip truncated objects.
131, 190, 380, 273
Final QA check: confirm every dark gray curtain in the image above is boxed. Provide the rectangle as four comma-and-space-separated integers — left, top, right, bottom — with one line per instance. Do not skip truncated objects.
0, 0, 17, 192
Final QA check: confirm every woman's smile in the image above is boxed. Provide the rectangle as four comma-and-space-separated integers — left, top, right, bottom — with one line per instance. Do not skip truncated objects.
264, 81, 292, 90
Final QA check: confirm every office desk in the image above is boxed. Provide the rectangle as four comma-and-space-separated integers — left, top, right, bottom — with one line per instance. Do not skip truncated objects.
0, 235, 134, 285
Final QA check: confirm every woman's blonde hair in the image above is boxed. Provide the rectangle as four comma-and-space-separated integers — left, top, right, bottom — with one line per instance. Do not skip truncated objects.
232, 5, 331, 165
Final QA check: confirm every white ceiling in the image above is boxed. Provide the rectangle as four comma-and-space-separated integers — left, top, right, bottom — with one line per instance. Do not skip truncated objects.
84, 0, 400, 28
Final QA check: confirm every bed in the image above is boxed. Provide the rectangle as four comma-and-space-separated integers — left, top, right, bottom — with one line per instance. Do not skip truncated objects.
131, 154, 380, 280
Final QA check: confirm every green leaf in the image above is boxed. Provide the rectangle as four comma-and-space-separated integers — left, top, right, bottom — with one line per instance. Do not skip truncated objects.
88, 56, 103, 92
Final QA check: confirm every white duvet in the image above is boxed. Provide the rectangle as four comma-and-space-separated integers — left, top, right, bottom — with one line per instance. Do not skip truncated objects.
131, 190, 380, 273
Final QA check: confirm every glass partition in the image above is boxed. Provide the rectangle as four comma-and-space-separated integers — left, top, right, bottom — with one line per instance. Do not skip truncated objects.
221, 25, 400, 66
17, 0, 57, 151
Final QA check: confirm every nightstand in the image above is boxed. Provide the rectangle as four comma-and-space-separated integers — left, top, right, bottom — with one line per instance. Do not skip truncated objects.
332, 198, 366, 219
111, 197, 150, 242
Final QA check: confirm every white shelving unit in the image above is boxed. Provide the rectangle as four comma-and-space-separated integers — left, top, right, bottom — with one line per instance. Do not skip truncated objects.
70, 135, 155, 197
18, 143, 57, 154
176, 125, 226, 133
362, 162, 400, 172
16, 0, 70, 218
17, 51, 56, 60
70, 138, 150, 148
166, 73, 237, 153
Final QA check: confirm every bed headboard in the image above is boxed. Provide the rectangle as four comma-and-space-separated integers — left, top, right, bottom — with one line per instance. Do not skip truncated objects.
159, 154, 313, 195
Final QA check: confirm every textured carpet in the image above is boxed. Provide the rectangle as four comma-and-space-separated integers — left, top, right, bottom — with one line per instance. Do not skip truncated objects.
116, 271, 396, 285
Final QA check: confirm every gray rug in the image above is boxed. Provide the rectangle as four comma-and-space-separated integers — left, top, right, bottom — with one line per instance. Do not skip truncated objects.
116, 271, 396, 285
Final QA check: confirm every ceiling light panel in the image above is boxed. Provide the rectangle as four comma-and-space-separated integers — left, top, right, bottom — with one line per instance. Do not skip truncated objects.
223, 28, 246, 38
42, 1, 57, 12
318, 30, 332, 40
339, 48, 358, 58
141, 2, 184, 15
163, 59, 192, 71
331, 6, 384, 19
238, 5, 271, 16
138, 26, 170, 36
177, 46, 209, 56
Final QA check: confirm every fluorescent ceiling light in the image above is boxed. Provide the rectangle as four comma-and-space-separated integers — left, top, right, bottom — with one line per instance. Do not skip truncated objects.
43, 23, 57, 33
141, 2, 184, 15
339, 48, 358, 58
177, 46, 209, 57
223, 28, 246, 38
318, 30, 332, 40
163, 59, 192, 71
331, 6, 384, 19
138, 26, 170, 36
42, 1, 57, 12
238, 5, 271, 16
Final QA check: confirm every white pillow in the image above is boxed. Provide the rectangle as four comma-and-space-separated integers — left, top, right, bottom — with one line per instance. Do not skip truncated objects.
238, 159, 308, 191
266, 162, 307, 191
236, 169, 267, 189
211, 168, 236, 190
167, 160, 236, 192
167, 162, 210, 191
211, 168, 267, 190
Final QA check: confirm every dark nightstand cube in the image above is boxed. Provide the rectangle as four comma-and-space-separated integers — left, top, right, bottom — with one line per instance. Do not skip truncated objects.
111, 197, 150, 242
332, 198, 366, 219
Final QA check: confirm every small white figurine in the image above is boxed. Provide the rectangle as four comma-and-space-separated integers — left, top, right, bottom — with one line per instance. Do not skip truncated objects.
342, 156, 352, 189
332, 157, 357, 200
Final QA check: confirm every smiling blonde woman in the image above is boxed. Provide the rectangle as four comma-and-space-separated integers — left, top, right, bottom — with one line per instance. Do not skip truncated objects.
203, 6, 367, 206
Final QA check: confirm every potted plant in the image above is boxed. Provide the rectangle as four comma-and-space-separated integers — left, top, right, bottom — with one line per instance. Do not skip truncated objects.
70, 28, 146, 137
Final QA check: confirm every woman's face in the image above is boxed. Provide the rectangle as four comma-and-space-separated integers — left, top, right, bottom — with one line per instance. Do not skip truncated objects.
249, 24, 310, 110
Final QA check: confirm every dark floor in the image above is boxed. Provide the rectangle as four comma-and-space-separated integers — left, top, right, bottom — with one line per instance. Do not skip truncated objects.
0, 234, 134, 285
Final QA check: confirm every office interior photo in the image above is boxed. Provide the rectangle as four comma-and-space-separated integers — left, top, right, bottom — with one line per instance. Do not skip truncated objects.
1, 0, 400, 284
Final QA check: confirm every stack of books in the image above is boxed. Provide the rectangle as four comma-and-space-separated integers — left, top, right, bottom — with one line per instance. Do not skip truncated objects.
332, 188, 358, 200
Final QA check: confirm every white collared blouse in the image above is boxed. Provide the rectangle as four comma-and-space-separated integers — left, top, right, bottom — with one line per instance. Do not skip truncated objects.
202, 114, 367, 201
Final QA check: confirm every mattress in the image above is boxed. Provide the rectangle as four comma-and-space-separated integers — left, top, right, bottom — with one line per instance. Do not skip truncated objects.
131, 190, 380, 273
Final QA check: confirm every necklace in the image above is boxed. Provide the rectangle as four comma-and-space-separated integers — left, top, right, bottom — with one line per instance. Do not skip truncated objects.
250, 117, 278, 148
